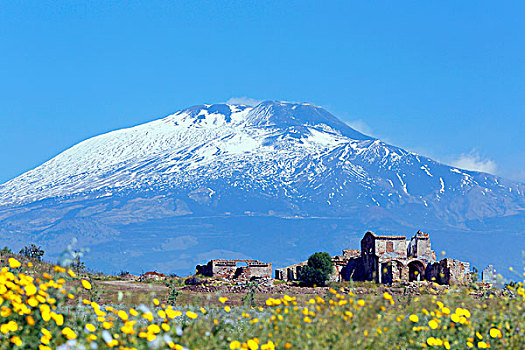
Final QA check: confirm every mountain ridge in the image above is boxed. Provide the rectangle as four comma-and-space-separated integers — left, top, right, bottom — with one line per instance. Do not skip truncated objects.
0, 101, 523, 275
2, 101, 522, 208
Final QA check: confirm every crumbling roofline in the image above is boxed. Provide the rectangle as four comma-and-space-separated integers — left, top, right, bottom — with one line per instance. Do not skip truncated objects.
365, 231, 406, 240
207, 259, 271, 267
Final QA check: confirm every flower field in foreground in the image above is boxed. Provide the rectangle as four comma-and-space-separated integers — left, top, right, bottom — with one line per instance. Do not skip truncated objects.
0, 258, 524, 349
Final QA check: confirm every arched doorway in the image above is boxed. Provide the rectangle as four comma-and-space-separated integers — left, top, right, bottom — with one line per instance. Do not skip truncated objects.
408, 260, 425, 281
380, 260, 404, 284
380, 261, 393, 284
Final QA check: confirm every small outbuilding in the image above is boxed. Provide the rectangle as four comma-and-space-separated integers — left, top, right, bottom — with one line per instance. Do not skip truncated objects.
196, 259, 272, 281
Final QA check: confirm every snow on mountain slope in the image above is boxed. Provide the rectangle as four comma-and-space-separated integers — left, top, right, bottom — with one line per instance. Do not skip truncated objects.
0, 101, 372, 204
1, 100, 524, 221
1, 100, 525, 275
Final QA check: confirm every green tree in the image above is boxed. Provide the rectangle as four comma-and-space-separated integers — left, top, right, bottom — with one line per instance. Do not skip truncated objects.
70, 250, 86, 273
19, 244, 45, 261
299, 252, 334, 287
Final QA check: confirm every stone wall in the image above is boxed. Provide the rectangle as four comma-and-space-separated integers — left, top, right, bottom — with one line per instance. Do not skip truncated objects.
482, 265, 496, 284
375, 236, 407, 258
408, 231, 436, 262
196, 259, 272, 280
276, 250, 361, 282
358, 253, 379, 282
331, 250, 360, 282
274, 261, 307, 281
425, 258, 470, 285
342, 249, 361, 258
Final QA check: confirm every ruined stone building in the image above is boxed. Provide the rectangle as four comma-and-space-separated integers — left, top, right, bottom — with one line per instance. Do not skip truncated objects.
274, 249, 360, 282
276, 231, 471, 285
196, 259, 272, 280
482, 265, 497, 284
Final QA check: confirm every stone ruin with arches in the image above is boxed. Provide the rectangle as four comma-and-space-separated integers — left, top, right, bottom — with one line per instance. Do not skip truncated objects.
346, 230, 472, 284
275, 230, 472, 285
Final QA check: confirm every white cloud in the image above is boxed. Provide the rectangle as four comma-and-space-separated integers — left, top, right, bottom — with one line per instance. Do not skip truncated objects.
451, 151, 498, 174
226, 97, 263, 106
345, 120, 374, 136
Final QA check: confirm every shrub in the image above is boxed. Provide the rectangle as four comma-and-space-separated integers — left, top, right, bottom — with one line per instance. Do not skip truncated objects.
242, 280, 258, 307
19, 243, 44, 261
118, 270, 130, 277
70, 250, 86, 273
300, 252, 334, 287
166, 280, 180, 305
0, 246, 11, 254
184, 276, 202, 285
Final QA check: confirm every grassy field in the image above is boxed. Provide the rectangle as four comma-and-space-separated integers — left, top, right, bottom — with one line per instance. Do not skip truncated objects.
0, 253, 523, 349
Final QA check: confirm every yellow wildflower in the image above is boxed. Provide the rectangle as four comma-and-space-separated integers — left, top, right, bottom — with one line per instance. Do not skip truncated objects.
8, 258, 21, 269
118, 310, 128, 321
428, 319, 438, 329
147, 324, 161, 334
247, 339, 259, 350
489, 328, 502, 338
10, 336, 22, 346
230, 340, 241, 349
26, 316, 35, 326
81, 280, 92, 290
409, 314, 419, 323
186, 311, 198, 319
426, 337, 443, 346
61, 327, 77, 340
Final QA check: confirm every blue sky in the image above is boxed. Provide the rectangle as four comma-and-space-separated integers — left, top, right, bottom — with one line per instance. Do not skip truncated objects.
0, 1, 524, 183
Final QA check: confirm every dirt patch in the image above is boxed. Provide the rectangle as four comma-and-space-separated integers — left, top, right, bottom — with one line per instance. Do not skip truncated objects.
97, 280, 167, 292
91, 280, 169, 306
181, 284, 330, 295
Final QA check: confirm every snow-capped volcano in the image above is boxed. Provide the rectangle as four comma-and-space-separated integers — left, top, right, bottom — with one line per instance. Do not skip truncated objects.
0, 101, 372, 205
0, 101, 524, 274
1, 101, 523, 217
